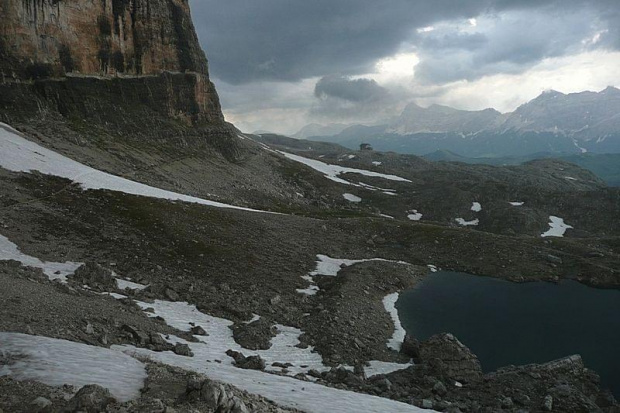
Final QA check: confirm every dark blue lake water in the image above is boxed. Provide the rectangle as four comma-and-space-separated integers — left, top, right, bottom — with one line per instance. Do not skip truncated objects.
396, 271, 620, 397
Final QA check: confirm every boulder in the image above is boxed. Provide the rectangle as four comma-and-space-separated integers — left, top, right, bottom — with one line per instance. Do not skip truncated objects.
225, 349, 265, 371
173, 343, 194, 357
30, 397, 52, 413
190, 325, 207, 336
418, 333, 482, 383
400, 334, 421, 360
70, 262, 116, 291
231, 318, 277, 350
64, 384, 115, 412
186, 378, 250, 413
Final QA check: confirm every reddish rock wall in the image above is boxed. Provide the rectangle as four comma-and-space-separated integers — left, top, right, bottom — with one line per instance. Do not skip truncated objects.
0, 0, 224, 124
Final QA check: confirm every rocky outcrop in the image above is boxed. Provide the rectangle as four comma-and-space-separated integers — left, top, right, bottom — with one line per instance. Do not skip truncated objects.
64, 384, 116, 413
418, 333, 483, 383
0, 0, 224, 124
232, 318, 278, 350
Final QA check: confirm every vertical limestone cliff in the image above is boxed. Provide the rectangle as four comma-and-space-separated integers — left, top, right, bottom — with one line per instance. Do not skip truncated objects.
0, 0, 224, 124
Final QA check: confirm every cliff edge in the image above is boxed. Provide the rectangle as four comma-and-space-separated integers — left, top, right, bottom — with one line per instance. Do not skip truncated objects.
0, 0, 224, 124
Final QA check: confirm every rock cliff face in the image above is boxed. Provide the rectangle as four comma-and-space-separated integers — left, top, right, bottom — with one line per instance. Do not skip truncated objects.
0, 0, 224, 124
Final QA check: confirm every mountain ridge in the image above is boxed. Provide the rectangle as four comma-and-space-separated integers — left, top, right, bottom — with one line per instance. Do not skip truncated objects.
298, 86, 620, 156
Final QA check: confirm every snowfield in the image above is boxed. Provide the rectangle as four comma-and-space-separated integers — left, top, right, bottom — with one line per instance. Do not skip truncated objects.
0, 234, 82, 282
471, 202, 482, 212
0, 123, 269, 214
542, 216, 573, 238
0, 333, 146, 402
278, 151, 411, 186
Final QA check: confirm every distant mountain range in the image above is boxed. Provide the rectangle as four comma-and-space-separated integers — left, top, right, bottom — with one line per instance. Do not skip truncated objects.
297, 87, 620, 157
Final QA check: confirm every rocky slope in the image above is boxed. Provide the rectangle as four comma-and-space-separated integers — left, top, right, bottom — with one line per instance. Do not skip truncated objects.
1, 1, 619, 412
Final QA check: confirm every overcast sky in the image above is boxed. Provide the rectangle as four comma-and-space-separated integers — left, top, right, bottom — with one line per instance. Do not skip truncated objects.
189, 0, 620, 135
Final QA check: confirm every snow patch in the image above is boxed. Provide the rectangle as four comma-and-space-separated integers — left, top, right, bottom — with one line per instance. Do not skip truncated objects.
427, 264, 438, 273
383, 293, 406, 351
542, 216, 573, 238
455, 218, 479, 227
0, 332, 146, 402
296, 285, 320, 296
372, 161, 382, 166
365, 360, 413, 377
564, 176, 578, 181
0, 234, 82, 282
358, 182, 397, 194
407, 210, 423, 221
116, 278, 148, 291
379, 214, 395, 219
510, 202, 524, 206
343, 193, 362, 203
103, 292, 129, 300
471, 202, 482, 212
244, 314, 261, 324
278, 151, 411, 186
0, 123, 269, 214
311, 255, 404, 277
298, 255, 411, 298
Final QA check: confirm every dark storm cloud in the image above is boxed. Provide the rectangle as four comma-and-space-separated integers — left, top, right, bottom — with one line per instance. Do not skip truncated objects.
315, 76, 388, 102
413, 5, 610, 84
189, 0, 619, 85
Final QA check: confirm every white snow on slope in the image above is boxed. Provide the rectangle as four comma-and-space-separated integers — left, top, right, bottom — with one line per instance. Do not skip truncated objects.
0, 333, 146, 402
278, 151, 411, 186
0, 234, 82, 282
455, 218, 479, 227
366, 360, 413, 377
298, 255, 410, 296
343, 193, 362, 203
298, 256, 412, 356
311, 254, 410, 277
471, 202, 482, 212
358, 182, 397, 195
116, 278, 148, 291
119, 300, 427, 413
510, 202, 524, 206
383, 293, 406, 352
372, 161, 382, 166
0, 123, 268, 214
542, 216, 573, 238
407, 210, 423, 221
135, 300, 326, 376
121, 341, 427, 413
